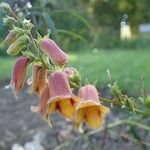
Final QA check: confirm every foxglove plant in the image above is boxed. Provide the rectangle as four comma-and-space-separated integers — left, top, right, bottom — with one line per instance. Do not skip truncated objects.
0, 2, 150, 134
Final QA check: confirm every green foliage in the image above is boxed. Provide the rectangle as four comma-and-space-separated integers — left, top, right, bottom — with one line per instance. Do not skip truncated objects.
29, 0, 92, 51
69, 49, 150, 96
95, 27, 150, 49
2, 49, 150, 96
140, 97, 150, 109
1, 0, 150, 51
0, 56, 14, 80
0, 2, 150, 148
0, 12, 8, 39
92, 0, 150, 29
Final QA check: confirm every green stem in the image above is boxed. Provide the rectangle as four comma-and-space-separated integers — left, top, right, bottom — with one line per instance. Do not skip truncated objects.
135, 108, 150, 116
28, 33, 51, 70
100, 98, 113, 103
9, 8, 48, 70
54, 119, 150, 150
100, 97, 150, 117
109, 130, 150, 147
10, 9, 21, 21
124, 119, 150, 131
69, 81, 80, 89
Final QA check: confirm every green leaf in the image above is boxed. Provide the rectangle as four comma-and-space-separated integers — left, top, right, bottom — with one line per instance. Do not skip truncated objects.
0, 2, 11, 12
56, 29, 88, 43
52, 10, 92, 29
42, 12, 56, 33
0, 41, 6, 49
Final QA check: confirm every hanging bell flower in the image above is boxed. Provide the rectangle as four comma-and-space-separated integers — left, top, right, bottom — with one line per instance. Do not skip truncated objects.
73, 85, 109, 129
39, 38, 68, 66
46, 71, 78, 119
30, 65, 47, 95
7, 56, 29, 96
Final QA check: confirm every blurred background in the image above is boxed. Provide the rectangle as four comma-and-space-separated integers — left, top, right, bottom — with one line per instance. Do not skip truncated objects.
1, 0, 150, 95
0, 0, 150, 150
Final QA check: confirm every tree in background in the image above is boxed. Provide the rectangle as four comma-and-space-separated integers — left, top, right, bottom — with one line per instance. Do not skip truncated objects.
1, 0, 150, 52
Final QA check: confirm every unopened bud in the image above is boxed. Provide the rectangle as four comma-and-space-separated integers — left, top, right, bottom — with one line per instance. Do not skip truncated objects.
0, 2, 11, 12
3, 17, 16, 27
7, 35, 29, 56
39, 38, 68, 66
64, 67, 80, 88
9, 56, 29, 95
5, 30, 19, 45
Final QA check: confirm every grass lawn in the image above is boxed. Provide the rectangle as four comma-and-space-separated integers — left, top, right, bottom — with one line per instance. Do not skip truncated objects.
1, 49, 150, 95
0, 57, 14, 80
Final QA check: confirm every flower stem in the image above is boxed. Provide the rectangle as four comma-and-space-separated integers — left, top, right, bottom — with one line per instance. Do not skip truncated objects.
100, 97, 113, 103
134, 108, 150, 116
54, 119, 150, 150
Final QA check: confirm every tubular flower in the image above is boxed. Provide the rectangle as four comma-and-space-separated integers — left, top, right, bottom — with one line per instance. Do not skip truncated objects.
46, 71, 78, 119
73, 85, 109, 129
10, 56, 29, 95
39, 38, 68, 66
30, 65, 47, 95
31, 85, 50, 119
5, 30, 17, 45
7, 35, 29, 56
5, 30, 21, 45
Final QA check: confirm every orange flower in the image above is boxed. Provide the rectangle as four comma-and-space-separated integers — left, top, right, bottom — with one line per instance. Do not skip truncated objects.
46, 71, 78, 119
39, 38, 68, 66
73, 85, 109, 129
31, 85, 50, 119
30, 65, 47, 95
9, 56, 29, 95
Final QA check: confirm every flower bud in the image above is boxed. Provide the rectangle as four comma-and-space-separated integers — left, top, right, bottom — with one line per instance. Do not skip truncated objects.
0, 2, 11, 12
7, 35, 29, 56
10, 56, 29, 95
39, 38, 68, 66
64, 67, 80, 88
5, 30, 18, 45
64, 67, 77, 76
3, 17, 16, 27
30, 65, 47, 95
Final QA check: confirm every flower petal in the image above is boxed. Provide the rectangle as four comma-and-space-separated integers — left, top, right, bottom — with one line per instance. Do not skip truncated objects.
85, 106, 102, 128
58, 99, 76, 118
73, 109, 84, 128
